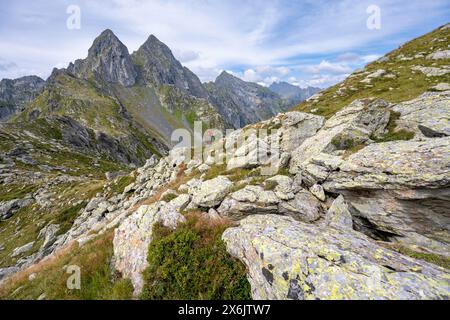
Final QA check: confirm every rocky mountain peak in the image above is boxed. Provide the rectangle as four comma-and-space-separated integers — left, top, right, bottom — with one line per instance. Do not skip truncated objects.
132, 34, 207, 98
68, 29, 137, 87
215, 71, 242, 86
87, 29, 124, 57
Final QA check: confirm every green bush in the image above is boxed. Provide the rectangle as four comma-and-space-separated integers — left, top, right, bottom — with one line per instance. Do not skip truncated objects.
140, 214, 251, 300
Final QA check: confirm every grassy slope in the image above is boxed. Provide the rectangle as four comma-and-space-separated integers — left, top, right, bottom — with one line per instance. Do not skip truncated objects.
293, 25, 450, 118
0, 180, 105, 268
0, 231, 133, 300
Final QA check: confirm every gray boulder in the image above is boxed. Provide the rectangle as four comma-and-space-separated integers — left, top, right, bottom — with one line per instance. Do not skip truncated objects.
0, 198, 33, 220
191, 176, 233, 208
223, 215, 450, 300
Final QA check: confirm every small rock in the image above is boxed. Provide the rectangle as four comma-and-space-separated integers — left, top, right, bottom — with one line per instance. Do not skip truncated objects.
426, 50, 450, 60
198, 163, 210, 173
326, 195, 353, 230
310, 184, 326, 201
123, 183, 136, 194
431, 83, 450, 91
192, 176, 233, 208
12, 241, 35, 257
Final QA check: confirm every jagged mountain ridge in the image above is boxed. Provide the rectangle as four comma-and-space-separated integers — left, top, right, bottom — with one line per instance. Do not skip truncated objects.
1, 29, 318, 169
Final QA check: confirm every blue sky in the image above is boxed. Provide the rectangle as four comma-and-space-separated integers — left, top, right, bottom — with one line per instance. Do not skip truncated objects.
0, 0, 449, 88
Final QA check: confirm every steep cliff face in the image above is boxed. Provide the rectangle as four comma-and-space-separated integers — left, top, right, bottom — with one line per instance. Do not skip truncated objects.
67, 29, 137, 87
269, 81, 321, 107
206, 71, 288, 128
0, 76, 46, 121
132, 35, 208, 99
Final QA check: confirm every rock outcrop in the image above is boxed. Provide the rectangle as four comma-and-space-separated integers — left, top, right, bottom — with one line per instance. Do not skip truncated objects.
223, 215, 450, 300
113, 197, 188, 295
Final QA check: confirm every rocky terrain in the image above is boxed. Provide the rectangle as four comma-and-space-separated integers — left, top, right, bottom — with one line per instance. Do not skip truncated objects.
0, 25, 449, 300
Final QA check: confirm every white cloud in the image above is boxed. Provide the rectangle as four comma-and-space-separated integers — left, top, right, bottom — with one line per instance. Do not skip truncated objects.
173, 50, 200, 63
0, 0, 449, 87
301, 61, 353, 75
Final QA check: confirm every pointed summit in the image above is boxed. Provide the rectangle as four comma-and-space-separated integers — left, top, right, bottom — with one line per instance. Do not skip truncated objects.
132, 35, 207, 98
68, 29, 136, 87
215, 71, 239, 85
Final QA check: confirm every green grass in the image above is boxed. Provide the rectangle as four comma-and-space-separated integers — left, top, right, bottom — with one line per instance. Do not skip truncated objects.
160, 192, 178, 203
0, 179, 105, 268
0, 184, 38, 202
108, 175, 136, 196
55, 202, 87, 235
0, 231, 133, 300
140, 214, 251, 300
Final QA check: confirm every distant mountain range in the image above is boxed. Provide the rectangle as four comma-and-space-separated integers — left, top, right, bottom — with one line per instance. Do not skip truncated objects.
269, 82, 321, 107
0, 29, 319, 169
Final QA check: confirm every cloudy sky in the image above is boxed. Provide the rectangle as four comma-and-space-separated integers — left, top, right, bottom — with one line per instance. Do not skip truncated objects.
0, 0, 449, 88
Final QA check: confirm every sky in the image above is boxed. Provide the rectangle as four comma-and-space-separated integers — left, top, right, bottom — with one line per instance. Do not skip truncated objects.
0, 0, 449, 88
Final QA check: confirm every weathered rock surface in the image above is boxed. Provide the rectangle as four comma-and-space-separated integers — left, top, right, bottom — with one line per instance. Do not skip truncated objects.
325, 195, 353, 230
426, 50, 450, 60
0, 198, 34, 220
393, 91, 450, 137
223, 215, 450, 300
412, 65, 450, 77
0, 76, 46, 121
113, 196, 188, 295
218, 185, 280, 219
309, 137, 450, 255
278, 189, 323, 222
290, 99, 390, 174
68, 29, 136, 87
11, 242, 35, 258
192, 176, 233, 208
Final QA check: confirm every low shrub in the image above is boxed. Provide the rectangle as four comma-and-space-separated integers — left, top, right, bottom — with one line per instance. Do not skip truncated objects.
140, 213, 251, 300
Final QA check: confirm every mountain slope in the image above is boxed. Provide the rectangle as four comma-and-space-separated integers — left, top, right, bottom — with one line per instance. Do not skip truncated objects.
205, 71, 289, 128
269, 81, 320, 107
0, 76, 46, 121
293, 24, 450, 118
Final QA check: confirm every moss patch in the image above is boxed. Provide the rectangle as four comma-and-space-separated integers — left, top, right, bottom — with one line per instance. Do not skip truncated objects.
387, 244, 450, 270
